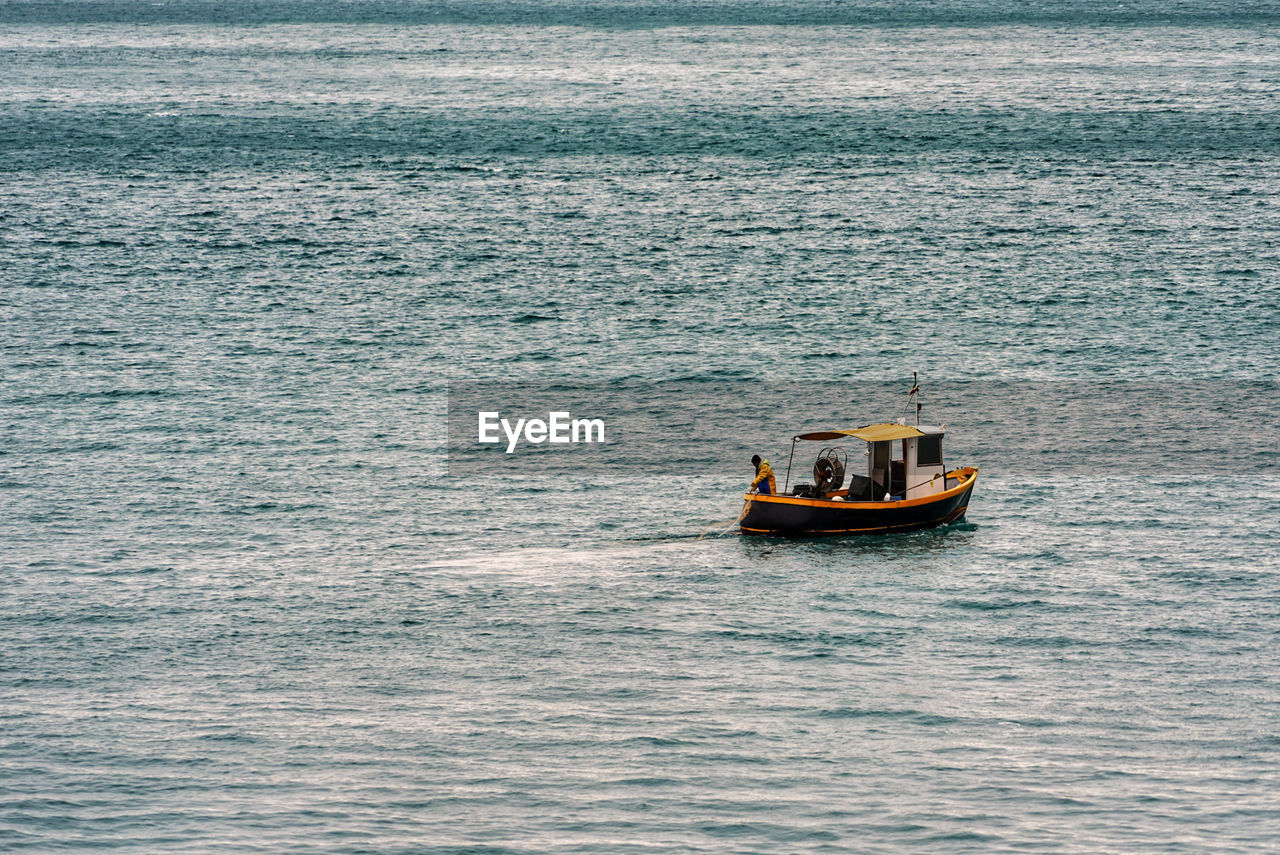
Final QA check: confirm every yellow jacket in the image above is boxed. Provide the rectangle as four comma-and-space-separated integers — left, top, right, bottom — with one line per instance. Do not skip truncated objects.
750, 460, 776, 493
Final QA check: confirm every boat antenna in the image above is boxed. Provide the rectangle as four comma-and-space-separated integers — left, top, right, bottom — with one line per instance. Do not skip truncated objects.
900, 372, 922, 425
914, 372, 922, 425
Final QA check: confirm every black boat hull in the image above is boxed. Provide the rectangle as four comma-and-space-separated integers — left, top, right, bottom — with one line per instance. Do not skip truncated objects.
740, 467, 977, 537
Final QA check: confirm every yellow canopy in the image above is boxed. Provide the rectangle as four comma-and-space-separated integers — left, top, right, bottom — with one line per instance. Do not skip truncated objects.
796, 423, 925, 443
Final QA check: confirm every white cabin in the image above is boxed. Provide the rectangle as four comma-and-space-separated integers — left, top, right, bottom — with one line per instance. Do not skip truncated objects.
859, 423, 946, 501
904, 426, 946, 499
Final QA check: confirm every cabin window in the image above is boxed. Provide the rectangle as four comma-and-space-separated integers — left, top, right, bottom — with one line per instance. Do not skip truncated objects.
916, 436, 943, 466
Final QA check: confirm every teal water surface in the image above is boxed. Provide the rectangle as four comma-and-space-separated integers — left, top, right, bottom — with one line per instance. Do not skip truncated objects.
3, 4, 1280, 852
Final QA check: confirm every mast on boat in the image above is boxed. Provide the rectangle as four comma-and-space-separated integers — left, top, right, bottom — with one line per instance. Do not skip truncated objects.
901, 371, 921, 426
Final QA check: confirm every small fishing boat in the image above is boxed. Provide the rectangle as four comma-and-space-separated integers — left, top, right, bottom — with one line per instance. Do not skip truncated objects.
740, 377, 977, 537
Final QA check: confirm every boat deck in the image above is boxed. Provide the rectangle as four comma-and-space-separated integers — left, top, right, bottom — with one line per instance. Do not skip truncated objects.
748, 467, 978, 510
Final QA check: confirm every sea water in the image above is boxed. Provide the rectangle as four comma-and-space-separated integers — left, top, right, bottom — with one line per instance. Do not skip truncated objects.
3, 2, 1279, 851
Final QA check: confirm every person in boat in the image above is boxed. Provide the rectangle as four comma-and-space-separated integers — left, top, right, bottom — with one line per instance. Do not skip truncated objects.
749, 455, 776, 495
